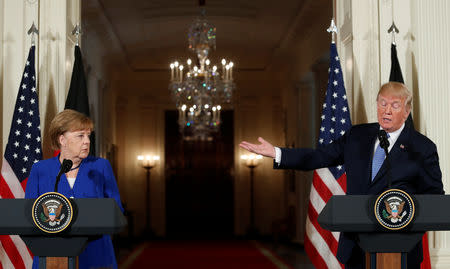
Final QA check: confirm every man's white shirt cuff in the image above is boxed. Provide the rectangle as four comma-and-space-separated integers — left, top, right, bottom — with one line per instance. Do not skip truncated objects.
274, 147, 281, 164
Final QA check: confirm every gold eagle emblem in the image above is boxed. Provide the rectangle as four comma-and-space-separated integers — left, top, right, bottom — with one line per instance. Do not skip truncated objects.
42, 203, 63, 222
384, 200, 405, 222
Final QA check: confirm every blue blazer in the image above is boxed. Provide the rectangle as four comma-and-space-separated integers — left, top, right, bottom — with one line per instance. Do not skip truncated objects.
25, 155, 123, 269
276, 123, 444, 266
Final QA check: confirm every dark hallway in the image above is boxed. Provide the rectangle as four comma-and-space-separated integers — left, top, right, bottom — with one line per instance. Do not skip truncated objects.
165, 110, 234, 239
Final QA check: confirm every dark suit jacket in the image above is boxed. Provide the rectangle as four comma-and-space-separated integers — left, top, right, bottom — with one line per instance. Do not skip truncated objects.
275, 123, 444, 266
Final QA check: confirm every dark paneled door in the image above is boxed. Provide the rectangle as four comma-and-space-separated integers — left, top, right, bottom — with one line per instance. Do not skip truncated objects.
165, 110, 234, 238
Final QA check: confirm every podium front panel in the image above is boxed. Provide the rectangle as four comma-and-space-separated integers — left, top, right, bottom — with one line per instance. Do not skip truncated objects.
318, 194, 450, 232
0, 198, 126, 235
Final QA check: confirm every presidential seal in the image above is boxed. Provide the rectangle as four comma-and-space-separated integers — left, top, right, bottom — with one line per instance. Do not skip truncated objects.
32, 192, 74, 233
374, 189, 415, 230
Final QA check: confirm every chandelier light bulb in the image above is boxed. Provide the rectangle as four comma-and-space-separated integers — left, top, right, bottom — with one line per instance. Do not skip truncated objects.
168, 7, 235, 140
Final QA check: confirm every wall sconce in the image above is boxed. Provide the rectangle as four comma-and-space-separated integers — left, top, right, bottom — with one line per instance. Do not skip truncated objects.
137, 155, 160, 169
240, 154, 263, 168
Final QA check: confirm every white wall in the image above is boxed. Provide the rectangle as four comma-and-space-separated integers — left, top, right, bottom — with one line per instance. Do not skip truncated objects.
412, 1, 450, 267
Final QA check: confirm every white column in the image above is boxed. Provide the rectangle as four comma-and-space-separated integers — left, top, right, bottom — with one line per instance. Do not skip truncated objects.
1, 0, 38, 152
336, 0, 354, 121
412, 1, 450, 268
337, 0, 381, 125
38, 0, 80, 157
352, 0, 380, 124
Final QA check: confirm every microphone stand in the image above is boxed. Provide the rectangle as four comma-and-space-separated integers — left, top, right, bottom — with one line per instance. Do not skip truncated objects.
382, 145, 392, 189
378, 131, 392, 189
55, 159, 73, 192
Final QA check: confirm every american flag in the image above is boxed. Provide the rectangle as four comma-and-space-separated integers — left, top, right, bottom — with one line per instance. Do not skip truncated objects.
0, 45, 42, 269
304, 43, 351, 269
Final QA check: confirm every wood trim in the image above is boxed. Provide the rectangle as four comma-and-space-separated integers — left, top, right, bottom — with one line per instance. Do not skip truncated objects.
366, 252, 401, 269
46, 257, 78, 269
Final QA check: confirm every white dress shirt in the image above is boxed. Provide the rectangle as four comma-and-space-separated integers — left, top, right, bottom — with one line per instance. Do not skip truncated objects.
67, 177, 76, 189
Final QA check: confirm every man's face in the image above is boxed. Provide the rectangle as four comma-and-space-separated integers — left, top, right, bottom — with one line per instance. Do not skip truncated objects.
377, 93, 410, 132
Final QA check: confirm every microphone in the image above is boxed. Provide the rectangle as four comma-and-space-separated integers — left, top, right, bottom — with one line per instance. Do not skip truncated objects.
378, 130, 390, 156
54, 159, 73, 192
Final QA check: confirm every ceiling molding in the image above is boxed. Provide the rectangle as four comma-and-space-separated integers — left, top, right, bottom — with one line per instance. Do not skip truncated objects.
86, 0, 330, 74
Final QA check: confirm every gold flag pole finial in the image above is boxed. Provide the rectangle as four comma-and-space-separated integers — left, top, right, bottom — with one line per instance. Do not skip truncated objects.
27, 22, 39, 46
72, 24, 82, 46
387, 22, 399, 45
327, 19, 338, 44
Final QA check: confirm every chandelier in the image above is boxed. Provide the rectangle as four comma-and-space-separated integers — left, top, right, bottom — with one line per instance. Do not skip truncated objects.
169, 6, 235, 141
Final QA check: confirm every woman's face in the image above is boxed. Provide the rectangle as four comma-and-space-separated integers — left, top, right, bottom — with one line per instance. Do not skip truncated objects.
59, 129, 91, 160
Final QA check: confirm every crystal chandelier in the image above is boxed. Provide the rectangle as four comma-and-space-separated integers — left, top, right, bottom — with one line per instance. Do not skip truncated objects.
169, 6, 235, 141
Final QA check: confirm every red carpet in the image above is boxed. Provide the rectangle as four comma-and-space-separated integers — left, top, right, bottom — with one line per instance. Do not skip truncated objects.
120, 240, 293, 269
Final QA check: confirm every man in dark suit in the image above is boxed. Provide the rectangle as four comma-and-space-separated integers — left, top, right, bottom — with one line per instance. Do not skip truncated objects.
239, 82, 444, 269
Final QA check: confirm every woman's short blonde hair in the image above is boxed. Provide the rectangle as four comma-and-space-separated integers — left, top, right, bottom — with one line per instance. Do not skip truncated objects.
48, 109, 94, 150
377, 82, 413, 109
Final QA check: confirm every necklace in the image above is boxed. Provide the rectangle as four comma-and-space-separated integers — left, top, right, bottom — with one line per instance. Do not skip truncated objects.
69, 164, 80, 171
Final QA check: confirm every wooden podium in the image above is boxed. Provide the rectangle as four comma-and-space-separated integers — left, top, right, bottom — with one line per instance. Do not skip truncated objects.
0, 198, 126, 269
318, 195, 450, 269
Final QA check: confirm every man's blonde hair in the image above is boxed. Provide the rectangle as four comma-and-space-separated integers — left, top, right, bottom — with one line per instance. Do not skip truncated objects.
377, 82, 412, 109
48, 109, 94, 150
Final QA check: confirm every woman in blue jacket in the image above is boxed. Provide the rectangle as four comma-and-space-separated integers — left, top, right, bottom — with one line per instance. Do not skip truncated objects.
25, 109, 123, 269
